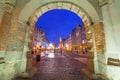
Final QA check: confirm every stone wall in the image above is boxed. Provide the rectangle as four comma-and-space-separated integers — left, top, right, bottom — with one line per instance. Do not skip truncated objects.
0, 3, 37, 79
0, 5, 13, 80
0, 5, 12, 51
107, 1, 120, 79
2, 8, 28, 80
109, 0, 120, 59
97, 0, 120, 80
0, 3, 4, 23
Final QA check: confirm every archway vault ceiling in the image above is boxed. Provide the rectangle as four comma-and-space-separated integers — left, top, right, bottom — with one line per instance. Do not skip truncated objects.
18, 0, 100, 26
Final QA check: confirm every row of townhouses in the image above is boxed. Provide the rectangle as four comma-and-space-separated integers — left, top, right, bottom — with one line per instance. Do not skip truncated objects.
64, 24, 86, 54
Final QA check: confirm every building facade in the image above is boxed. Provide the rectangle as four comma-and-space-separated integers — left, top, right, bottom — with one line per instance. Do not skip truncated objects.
64, 24, 86, 54
33, 27, 48, 48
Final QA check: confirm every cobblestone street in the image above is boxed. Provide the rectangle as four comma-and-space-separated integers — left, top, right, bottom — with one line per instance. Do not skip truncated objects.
30, 52, 88, 80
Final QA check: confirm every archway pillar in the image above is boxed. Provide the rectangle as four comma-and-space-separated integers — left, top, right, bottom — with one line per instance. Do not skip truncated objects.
0, 4, 13, 57
93, 22, 105, 74
85, 21, 106, 77
85, 25, 95, 73
18, 24, 38, 78
85, 21, 104, 73
0, 3, 14, 80
2, 8, 28, 80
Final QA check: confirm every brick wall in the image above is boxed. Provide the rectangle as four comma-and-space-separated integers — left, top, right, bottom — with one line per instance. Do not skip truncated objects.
94, 22, 105, 53
0, 6, 12, 51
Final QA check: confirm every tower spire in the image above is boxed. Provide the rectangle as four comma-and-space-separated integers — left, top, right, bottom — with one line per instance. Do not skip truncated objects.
59, 36, 63, 49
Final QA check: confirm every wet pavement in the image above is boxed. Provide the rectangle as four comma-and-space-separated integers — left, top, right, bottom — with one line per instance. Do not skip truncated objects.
30, 52, 88, 80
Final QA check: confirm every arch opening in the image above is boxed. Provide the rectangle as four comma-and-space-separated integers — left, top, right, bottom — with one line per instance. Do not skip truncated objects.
35, 9, 83, 45
25, 2, 95, 75
31, 9, 88, 57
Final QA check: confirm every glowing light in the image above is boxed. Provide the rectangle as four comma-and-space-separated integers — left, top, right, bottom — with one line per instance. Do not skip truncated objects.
48, 52, 55, 58
48, 43, 54, 49
65, 43, 69, 47
41, 52, 44, 57
33, 47, 36, 49
49, 43, 53, 47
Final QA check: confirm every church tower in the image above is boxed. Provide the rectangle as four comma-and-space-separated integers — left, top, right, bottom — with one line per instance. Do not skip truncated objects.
59, 36, 63, 49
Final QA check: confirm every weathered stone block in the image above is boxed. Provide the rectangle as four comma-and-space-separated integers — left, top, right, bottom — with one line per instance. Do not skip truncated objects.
87, 59, 94, 73
3, 63, 17, 80
94, 22, 105, 53
86, 34, 92, 40
88, 52, 94, 59
81, 68, 92, 79
87, 43, 93, 49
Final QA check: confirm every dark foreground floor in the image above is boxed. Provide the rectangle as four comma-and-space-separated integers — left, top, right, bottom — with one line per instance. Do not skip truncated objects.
30, 52, 88, 80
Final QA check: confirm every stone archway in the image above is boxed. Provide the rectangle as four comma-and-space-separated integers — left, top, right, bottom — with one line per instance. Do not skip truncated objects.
18, 0, 100, 23
26, 2, 96, 75
29, 2, 91, 26
0, 0, 106, 79
18, 2, 101, 73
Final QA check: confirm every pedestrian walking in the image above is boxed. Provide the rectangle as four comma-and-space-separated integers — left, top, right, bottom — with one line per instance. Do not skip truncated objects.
32, 48, 36, 60
36, 50, 40, 62
36, 46, 41, 62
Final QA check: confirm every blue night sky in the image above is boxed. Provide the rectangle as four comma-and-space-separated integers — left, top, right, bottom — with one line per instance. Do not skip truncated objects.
35, 9, 83, 45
